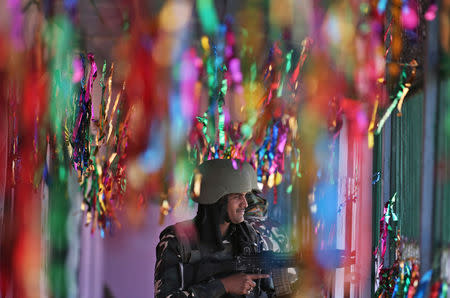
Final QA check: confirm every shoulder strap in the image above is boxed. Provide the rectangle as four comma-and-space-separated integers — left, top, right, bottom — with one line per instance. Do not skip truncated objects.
174, 221, 201, 264
174, 221, 192, 263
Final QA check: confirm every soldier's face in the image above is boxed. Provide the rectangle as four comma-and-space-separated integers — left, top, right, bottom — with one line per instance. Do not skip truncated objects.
226, 193, 249, 224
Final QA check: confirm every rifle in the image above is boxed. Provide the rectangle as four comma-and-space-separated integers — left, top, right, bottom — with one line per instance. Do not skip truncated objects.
234, 251, 298, 272
179, 249, 355, 291
179, 251, 299, 290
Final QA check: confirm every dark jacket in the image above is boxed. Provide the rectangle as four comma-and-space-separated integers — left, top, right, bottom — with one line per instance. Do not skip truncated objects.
154, 220, 273, 298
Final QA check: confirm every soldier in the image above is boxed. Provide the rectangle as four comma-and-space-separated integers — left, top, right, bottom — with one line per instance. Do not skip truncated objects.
245, 191, 297, 297
154, 159, 274, 297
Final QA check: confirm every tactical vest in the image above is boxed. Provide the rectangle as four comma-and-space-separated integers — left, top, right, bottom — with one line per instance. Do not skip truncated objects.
174, 220, 261, 264
170, 220, 275, 297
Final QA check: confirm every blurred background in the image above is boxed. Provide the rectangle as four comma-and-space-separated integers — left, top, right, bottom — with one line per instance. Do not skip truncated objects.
0, 0, 449, 297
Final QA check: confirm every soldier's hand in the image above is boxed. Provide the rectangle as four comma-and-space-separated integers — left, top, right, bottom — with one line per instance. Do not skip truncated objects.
220, 273, 269, 295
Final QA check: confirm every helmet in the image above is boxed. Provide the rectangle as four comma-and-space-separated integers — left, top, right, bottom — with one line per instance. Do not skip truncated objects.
190, 159, 260, 205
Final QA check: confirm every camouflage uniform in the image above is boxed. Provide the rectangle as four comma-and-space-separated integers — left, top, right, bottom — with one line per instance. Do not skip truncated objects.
154, 220, 272, 298
245, 193, 296, 297
245, 192, 290, 253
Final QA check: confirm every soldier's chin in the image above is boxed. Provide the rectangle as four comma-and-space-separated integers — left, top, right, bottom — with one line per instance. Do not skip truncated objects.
231, 215, 245, 224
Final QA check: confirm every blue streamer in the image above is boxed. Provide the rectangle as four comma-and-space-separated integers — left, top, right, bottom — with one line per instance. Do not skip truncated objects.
415, 270, 433, 298
377, 0, 388, 13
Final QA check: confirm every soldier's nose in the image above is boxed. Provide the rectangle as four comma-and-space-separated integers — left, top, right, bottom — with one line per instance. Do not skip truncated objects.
241, 196, 248, 208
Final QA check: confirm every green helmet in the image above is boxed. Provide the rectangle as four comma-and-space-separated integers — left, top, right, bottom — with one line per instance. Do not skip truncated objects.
190, 159, 260, 205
